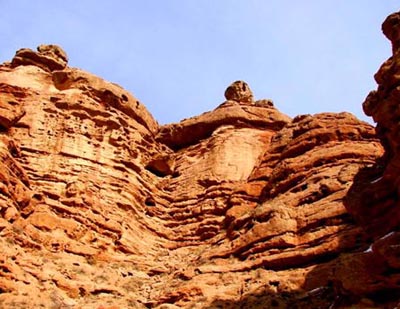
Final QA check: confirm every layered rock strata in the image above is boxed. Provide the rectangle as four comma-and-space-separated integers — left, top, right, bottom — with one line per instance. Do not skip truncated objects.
0, 21, 398, 308
339, 10, 400, 306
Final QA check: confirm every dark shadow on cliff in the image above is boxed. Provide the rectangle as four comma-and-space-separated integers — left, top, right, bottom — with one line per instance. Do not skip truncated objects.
205, 214, 400, 309
205, 164, 400, 308
206, 284, 336, 309
204, 118, 391, 308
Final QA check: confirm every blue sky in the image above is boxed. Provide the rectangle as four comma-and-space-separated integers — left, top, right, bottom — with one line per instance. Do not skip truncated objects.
1, 1, 399, 124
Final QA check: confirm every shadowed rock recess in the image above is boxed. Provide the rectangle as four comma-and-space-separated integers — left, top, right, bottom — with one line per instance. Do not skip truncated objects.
0, 13, 400, 309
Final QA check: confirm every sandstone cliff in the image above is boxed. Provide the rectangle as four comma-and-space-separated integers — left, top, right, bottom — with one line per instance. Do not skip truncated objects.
0, 12, 399, 308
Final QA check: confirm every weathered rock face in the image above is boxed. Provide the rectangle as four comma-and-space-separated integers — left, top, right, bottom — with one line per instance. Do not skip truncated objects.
11, 44, 68, 72
0, 32, 397, 309
352, 11, 400, 236
338, 10, 400, 306
224, 80, 254, 103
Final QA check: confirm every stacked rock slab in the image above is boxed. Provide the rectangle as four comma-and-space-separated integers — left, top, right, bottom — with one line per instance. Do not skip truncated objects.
0, 36, 396, 309
340, 10, 400, 306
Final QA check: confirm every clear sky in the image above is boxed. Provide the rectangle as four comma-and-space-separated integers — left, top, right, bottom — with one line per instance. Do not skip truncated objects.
1, 1, 399, 124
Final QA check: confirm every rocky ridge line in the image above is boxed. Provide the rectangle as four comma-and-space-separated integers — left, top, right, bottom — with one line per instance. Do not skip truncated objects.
0, 14, 398, 308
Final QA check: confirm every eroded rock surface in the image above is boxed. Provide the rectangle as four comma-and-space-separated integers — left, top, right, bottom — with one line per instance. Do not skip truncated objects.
0, 33, 397, 309
224, 80, 254, 103
11, 44, 68, 72
338, 10, 400, 306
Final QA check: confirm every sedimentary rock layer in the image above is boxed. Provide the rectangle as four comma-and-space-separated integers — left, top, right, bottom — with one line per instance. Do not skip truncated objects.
0, 12, 399, 307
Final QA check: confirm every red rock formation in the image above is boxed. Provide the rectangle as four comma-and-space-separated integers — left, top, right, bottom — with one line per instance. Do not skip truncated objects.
339, 10, 400, 307
0, 13, 399, 306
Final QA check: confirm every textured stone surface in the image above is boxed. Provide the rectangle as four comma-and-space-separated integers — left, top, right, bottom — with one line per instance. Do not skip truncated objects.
224, 80, 254, 103
11, 44, 68, 72
0, 33, 398, 309
338, 10, 400, 307
350, 10, 400, 237
156, 99, 289, 150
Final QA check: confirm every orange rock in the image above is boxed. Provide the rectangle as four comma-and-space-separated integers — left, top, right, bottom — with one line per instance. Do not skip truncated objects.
0, 29, 398, 308
11, 44, 68, 72
224, 80, 254, 103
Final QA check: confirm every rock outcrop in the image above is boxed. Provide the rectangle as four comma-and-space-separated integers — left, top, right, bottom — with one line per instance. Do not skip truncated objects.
224, 80, 254, 103
11, 44, 68, 72
338, 11, 400, 306
0, 15, 399, 307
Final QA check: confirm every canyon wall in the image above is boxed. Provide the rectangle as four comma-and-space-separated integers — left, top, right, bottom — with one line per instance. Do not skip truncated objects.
0, 11, 399, 309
